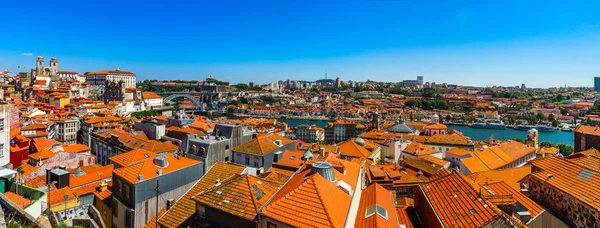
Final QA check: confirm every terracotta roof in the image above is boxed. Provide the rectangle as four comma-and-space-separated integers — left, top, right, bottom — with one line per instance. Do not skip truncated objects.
466, 165, 531, 191
21, 123, 47, 131
420, 172, 503, 228
62, 144, 90, 153
403, 142, 437, 156
69, 165, 113, 189
113, 154, 199, 184
339, 138, 375, 159
192, 174, 283, 221
262, 173, 352, 228
355, 183, 399, 228
575, 125, 600, 136
483, 181, 544, 220
143, 92, 162, 99
233, 133, 294, 156
446, 148, 471, 157
4, 192, 35, 209
395, 206, 421, 228
97, 129, 179, 153
87, 69, 134, 75
462, 141, 536, 173
424, 123, 448, 130
48, 186, 77, 207
529, 156, 600, 211
109, 149, 157, 167
158, 162, 246, 228
418, 155, 449, 167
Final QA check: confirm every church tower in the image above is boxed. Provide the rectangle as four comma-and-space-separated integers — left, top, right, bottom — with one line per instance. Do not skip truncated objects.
36, 56, 44, 76
50, 57, 58, 76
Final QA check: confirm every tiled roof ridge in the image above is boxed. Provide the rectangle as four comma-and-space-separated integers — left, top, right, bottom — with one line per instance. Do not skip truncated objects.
245, 175, 260, 213
455, 172, 507, 222
310, 175, 337, 228
192, 174, 240, 199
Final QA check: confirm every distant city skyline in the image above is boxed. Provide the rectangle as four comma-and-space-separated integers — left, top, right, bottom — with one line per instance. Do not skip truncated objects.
2, 0, 600, 88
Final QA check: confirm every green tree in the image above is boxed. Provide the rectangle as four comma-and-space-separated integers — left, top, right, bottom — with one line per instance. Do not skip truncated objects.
233, 83, 249, 91
536, 113, 546, 121
445, 115, 452, 122
507, 116, 517, 125
587, 117, 592, 125
548, 113, 555, 122
539, 141, 557, 148
508, 138, 524, 143
227, 106, 236, 115
557, 144, 574, 156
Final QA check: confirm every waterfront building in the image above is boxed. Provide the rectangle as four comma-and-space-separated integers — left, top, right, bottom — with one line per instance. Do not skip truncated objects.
574, 125, 600, 152
324, 119, 364, 144
294, 124, 324, 142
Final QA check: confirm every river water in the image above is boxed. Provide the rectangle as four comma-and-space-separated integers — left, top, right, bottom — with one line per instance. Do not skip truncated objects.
276, 119, 574, 146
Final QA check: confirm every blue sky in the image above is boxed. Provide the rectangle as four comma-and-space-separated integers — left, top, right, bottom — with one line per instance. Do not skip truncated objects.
1, 0, 600, 88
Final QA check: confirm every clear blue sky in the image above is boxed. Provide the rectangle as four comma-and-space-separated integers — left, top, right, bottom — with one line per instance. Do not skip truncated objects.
1, 0, 600, 88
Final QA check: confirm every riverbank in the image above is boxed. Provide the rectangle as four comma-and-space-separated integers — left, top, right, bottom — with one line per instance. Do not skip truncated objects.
272, 118, 574, 146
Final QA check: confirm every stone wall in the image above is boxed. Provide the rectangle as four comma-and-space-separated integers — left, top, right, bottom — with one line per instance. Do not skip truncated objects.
522, 175, 599, 228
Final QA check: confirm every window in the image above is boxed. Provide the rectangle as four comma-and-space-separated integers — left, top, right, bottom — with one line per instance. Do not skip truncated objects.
112, 198, 118, 217
196, 203, 206, 218
267, 222, 277, 228
365, 204, 388, 220
225, 145, 229, 150
245, 157, 250, 166
0, 118, 4, 131
254, 161, 259, 167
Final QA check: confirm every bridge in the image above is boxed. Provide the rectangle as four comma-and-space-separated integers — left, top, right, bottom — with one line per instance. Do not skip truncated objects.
157, 92, 220, 108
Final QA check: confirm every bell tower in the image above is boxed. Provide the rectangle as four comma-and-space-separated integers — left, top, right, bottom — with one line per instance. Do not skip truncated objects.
36, 56, 44, 76
50, 57, 58, 76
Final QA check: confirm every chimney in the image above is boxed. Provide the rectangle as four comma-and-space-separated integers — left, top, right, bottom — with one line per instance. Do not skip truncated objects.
157, 169, 163, 175
79, 160, 84, 167
167, 198, 175, 210
320, 148, 326, 157
138, 175, 144, 181
99, 181, 108, 192
59, 165, 66, 170
45, 168, 52, 185
274, 140, 282, 147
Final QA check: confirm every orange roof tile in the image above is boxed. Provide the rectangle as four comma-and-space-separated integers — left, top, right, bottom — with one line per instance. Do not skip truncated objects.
354, 183, 399, 228
403, 142, 437, 156
483, 181, 544, 219
109, 149, 157, 167
193, 174, 284, 221
420, 172, 504, 228
233, 133, 294, 156
339, 138, 374, 159
262, 174, 352, 228
4, 192, 35, 209
158, 162, 246, 228
48, 186, 77, 207
113, 154, 199, 184
69, 165, 113, 189
466, 165, 531, 191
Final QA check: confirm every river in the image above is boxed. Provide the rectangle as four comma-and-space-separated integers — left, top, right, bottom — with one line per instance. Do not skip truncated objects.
276, 119, 574, 146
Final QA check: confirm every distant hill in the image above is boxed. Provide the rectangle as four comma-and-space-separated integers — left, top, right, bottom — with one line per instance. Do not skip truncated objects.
315, 79, 335, 83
